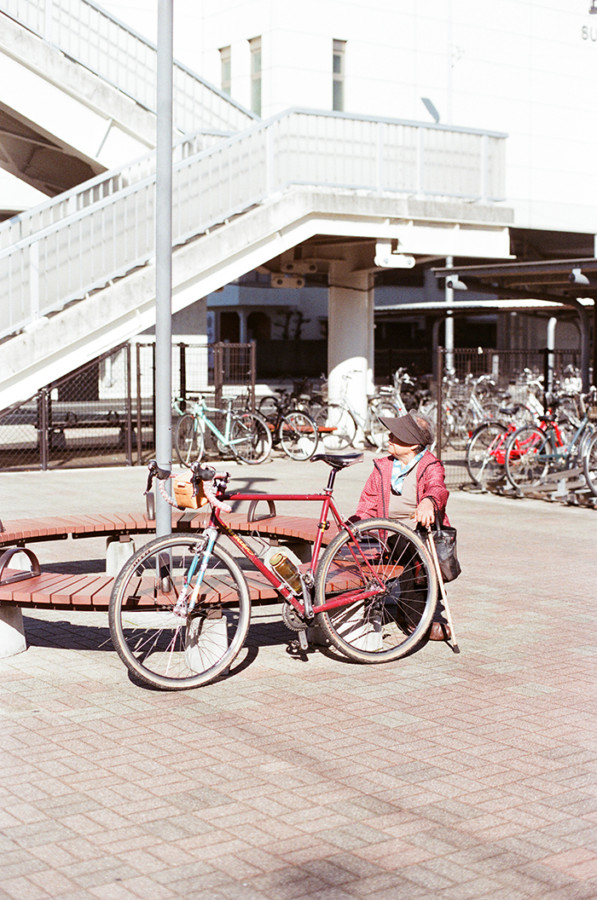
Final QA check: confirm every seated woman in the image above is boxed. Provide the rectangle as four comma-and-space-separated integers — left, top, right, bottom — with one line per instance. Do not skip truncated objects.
353, 411, 451, 640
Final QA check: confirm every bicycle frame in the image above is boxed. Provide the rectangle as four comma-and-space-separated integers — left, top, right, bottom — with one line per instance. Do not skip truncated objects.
510, 417, 580, 464
190, 398, 244, 450
192, 475, 388, 620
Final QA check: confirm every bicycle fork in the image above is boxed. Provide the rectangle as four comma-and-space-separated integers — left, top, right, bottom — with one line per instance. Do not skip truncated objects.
172, 530, 216, 618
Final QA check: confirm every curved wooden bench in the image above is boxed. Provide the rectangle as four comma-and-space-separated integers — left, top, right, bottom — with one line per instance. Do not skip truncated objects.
0, 507, 339, 613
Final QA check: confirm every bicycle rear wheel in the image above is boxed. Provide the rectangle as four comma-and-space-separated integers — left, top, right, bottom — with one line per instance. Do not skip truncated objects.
109, 535, 251, 690
230, 412, 272, 464
314, 519, 437, 663
175, 413, 204, 467
583, 430, 597, 496
505, 425, 555, 491
314, 403, 357, 450
465, 422, 508, 489
278, 411, 319, 460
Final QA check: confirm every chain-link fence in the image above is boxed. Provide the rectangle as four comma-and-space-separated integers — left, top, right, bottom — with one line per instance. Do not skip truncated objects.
0, 341, 256, 471
1, 340, 584, 478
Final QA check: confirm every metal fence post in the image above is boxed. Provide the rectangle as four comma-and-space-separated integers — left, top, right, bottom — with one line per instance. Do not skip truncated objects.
213, 342, 223, 410
124, 343, 133, 465
178, 342, 187, 404
249, 341, 256, 409
136, 343, 143, 465
38, 388, 49, 470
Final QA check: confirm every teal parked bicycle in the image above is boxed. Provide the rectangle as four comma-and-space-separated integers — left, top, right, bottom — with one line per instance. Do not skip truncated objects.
174, 395, 272, 466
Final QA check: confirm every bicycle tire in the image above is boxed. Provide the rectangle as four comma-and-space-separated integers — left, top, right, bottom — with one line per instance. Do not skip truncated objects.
258, 395, 279, 421
367, 399, 400, 449
504, 424, 555, 491
175, 413, 204, 467
314, 403, 358, 451
583, 430, 597, 496
314, 518, 437, 663
278, 411, 319, 460
230, 412, 272, 464
109, 535, 251, 691
465, 421, 508, 489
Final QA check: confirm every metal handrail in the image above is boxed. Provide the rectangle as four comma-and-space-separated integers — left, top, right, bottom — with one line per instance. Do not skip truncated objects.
0, 130, 225, 249
0, 0, 256, 134
0, 108, 507, 341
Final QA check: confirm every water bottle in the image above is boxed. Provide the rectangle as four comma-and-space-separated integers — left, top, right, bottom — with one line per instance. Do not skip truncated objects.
269, 550, 302, 592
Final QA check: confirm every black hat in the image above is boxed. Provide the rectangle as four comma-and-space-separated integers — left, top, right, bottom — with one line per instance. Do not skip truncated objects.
378, 414, 429, 446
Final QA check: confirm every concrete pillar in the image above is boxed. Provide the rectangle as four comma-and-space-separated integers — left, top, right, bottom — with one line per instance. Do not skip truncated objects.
238, 309, 248, 343
328, 259, 375, 444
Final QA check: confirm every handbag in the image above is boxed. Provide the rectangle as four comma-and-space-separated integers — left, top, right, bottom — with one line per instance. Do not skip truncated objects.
431, 516, 461, 583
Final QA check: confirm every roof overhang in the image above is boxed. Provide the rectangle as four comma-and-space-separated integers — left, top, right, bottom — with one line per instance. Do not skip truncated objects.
375, 296, 595, 316
432, 257, 597, 307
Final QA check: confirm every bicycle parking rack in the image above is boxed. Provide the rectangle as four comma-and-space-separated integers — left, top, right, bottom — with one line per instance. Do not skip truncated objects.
513, 466, 597, 506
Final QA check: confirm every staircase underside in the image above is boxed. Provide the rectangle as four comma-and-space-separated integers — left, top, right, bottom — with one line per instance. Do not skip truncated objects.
0, 186, 512, 411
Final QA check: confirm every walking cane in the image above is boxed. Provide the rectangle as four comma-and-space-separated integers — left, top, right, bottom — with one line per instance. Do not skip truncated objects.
425, 527, 460, 654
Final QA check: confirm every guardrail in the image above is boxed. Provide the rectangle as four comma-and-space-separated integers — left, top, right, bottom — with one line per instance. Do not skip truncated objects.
0, 131, 224, 250
0, 108, 507, 341
0, 0, 255, 134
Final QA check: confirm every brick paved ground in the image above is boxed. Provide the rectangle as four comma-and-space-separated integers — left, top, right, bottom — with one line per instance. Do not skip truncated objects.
1, 453, 596, 899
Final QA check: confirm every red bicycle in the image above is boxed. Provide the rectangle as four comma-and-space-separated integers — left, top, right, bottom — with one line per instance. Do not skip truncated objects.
465, 402, 571, 490
109, 455, 444, 690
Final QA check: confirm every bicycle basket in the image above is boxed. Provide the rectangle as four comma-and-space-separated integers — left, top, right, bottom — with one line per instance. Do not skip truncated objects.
172, 475, 208, 509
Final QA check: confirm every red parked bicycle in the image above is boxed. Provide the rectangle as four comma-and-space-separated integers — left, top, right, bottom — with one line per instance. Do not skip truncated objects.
108, 454, 451, 690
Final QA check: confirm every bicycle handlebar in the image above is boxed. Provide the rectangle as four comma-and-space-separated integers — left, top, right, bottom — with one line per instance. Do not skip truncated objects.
146, 459, 232, 513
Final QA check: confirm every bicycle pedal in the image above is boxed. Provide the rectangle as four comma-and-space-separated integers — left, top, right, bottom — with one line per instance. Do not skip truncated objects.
297, 629, 309, 651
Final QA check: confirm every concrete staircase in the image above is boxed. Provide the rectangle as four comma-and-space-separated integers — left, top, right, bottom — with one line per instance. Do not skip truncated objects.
0, 4, 511, 413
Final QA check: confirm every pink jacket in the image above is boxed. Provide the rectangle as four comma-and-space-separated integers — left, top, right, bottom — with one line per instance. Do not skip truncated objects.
354, 452, 450, 525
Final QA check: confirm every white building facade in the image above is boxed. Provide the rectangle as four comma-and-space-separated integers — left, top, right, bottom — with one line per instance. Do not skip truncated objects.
190, 0, 597, 237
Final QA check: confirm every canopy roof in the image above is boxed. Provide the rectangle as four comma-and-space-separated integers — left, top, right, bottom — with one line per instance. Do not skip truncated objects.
432, 258, 597, 305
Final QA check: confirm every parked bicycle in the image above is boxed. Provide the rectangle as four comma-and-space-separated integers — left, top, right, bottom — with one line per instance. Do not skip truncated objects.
503, 389, 597, 494
257, 391, 319, 460
174, 395, 272, 466
314, 370, 401, 451
108, 456, 451, 690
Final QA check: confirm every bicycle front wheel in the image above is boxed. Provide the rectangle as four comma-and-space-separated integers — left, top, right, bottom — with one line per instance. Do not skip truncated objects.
230, 412, 272, 464
314, 518, 437, 663
465, 421, 508, 489
583, 430, 597, 496
505, 425, 555, 490
278, 411, 319, 460
109, 535, 251, 690
175, 413, 204, 467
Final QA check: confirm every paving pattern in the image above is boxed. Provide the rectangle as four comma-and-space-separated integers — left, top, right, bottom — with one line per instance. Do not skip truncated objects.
1, 455, 596, 899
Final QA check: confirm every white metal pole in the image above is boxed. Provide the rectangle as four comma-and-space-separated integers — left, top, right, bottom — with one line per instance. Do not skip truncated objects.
155, 0, 173, 537
444, 255, 455, 374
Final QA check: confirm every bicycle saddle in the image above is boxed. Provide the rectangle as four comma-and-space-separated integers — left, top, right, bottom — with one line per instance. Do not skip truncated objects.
311, 451, 364, 469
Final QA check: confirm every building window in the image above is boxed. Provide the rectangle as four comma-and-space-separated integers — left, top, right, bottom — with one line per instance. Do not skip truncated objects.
332, 39, 345, 112
249, 36, 262, 116
219, 46, 231, 95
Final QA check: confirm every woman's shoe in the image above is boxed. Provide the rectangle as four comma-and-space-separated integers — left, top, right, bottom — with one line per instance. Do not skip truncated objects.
429, 622, 451, 641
